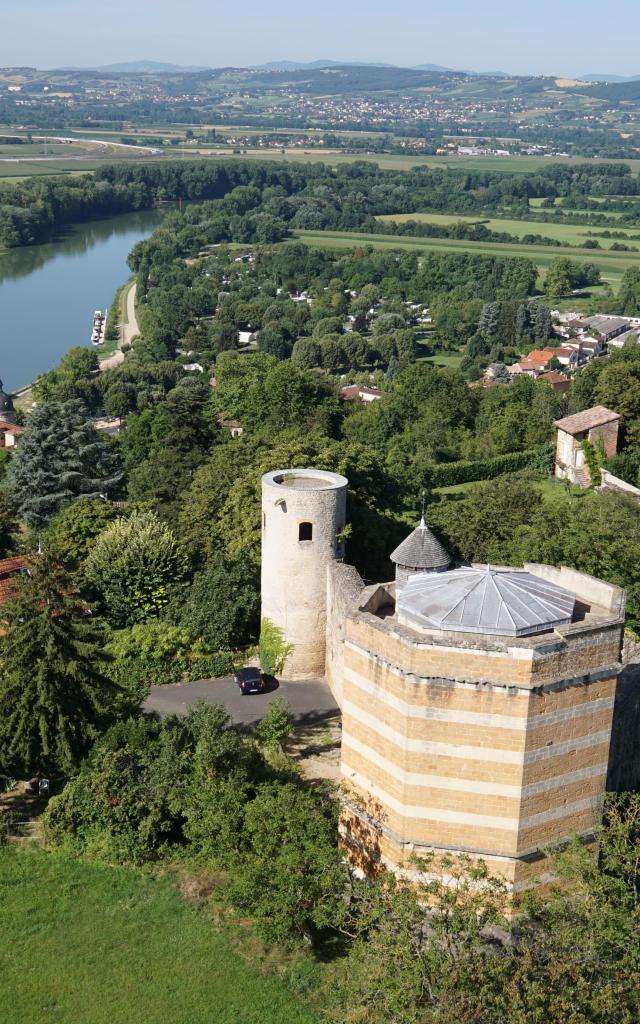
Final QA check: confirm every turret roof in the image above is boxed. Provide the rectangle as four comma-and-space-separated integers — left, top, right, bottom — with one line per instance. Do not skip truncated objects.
390, 518, 451, 572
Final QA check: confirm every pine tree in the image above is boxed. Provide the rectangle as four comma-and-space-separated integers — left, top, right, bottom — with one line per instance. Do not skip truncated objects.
516, 303, 531, 344
533, 304, 553, 341
477, 302, 499, 339
8, 399, 121, 527
0, 555, 117, 777
386, 353, 400, 381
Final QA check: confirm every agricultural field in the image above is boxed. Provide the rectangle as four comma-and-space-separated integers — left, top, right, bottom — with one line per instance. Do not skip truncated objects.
294, 229, 640, 287
376, 211, 640, 247
3, 145, 640, 180
0, 846, 319, 1024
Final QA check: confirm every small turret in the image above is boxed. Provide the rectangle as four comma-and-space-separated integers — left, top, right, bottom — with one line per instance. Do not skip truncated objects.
0, 380, 15, 424
390, 516, 451, 593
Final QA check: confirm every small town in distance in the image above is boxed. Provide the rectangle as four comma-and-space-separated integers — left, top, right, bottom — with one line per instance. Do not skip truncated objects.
1, 5, 640, 1022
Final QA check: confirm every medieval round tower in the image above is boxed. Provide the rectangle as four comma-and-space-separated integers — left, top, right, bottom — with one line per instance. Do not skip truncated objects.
261, 468, 348, 679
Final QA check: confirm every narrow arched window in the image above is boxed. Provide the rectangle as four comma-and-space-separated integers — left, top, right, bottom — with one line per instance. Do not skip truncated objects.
299, 522, 313, 542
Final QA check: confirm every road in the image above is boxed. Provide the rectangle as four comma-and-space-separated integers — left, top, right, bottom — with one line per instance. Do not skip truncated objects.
99, 282, 138, 371
145, 675, 340, 727
122, 281, 139, 346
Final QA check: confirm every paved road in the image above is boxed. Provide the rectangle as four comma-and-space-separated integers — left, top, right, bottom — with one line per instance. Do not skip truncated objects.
145, 675, 340, 727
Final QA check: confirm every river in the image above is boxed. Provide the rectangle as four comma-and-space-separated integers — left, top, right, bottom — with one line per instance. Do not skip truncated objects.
0, 208, 165, 391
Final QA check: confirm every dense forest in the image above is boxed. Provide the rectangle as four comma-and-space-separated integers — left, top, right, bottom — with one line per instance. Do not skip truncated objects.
2, 156, 640, 248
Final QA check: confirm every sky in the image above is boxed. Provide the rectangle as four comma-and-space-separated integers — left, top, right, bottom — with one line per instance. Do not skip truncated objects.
3, 0, 640, 78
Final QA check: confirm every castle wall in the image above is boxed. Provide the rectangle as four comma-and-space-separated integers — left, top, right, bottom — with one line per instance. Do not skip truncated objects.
338, 578, 624, 900
325, 562, 366, 705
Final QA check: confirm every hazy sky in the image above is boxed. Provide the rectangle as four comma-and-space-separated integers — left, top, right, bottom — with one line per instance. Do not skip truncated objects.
3, 0, 639, 77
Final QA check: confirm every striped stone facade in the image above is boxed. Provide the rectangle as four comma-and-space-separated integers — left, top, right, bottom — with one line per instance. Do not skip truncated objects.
336, 566, 625, 899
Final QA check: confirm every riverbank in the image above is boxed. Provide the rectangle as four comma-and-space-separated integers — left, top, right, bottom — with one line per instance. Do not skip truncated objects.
0, 207, 163, 392
99, 280, 138, 371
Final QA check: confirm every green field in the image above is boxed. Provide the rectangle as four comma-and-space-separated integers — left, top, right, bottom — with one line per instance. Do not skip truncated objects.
294, 228, 640, 287
420, 351, 466, 369
377, 211, 640, 248
0, 845, 318, 1024
2, 146, 640, 180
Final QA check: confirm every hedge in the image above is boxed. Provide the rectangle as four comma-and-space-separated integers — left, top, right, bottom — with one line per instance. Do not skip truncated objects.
429, 444, 553, 488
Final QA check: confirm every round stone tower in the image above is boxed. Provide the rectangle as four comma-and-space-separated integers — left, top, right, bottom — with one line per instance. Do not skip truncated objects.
261, 468, 348, 679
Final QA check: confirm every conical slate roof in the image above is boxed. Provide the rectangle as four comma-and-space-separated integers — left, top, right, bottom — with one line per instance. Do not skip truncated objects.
397, 565, 575, 637
390, 517, 451, 572
0, 380, 13, 415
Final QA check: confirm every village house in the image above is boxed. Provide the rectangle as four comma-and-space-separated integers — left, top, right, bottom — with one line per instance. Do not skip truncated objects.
511, 346, 579, 377
340, 384, 383, 404
0, 420, 23, 448
582, 315, 630, 343
539, 370, 571, 393
608, 328, 640, 350
554, 405, 620, 486
216, 414, 243, 438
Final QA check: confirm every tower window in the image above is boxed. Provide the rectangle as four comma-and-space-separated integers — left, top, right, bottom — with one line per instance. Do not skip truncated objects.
299, 522, 313, 542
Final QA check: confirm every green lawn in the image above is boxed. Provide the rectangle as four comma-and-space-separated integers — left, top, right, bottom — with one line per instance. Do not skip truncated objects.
434, 476, 585, 501
420, 351, 465, 369
0, 846, 319, 1024
293, 228, 640, 287
376, 211, 640, 247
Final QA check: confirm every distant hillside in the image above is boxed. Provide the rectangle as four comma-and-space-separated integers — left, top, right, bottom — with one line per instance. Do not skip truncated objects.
246, 64, 453, 93
580, 73, 640, 83
580, 79, 640, 100
413, 63, 509, 77
61, 60, 212, 73
253, 60, 397, 71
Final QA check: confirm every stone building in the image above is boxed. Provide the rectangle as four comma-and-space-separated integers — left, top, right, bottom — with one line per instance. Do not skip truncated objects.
261, 468, 626, 902
554, 405, 620, 486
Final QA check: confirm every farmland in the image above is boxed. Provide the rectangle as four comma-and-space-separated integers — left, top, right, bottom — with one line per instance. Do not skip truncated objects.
293, 228, 640, 287
376, 211, 640, 247
3, 143, 640, 180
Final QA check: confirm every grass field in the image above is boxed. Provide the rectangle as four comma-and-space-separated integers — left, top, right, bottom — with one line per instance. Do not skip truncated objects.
2, 147, 640, 180
0, 845, 319, 1024
377, 211, 640, 248
293, 228, 640, 287
435, 476, 583, 501
420, 351, 466, 369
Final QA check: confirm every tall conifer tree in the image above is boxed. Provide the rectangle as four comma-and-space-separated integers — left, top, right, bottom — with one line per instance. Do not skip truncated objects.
9, 399, 121, 527
0, 555, 116, 777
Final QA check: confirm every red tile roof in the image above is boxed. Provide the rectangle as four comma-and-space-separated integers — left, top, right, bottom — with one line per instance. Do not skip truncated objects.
0, 556, 28, 607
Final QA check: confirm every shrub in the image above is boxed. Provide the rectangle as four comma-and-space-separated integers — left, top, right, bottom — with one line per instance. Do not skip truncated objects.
107, 621, 236, 688
257, 698, 293, 750
258, 618, 294, 676
428, 445, 553, 488
84, 510, 188, 625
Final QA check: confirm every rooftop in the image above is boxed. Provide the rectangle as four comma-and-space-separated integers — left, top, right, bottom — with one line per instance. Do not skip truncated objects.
554, 405, 620, 435
390, 517, 451, 572
262, 468, 349, 491
396, 565, 576, 638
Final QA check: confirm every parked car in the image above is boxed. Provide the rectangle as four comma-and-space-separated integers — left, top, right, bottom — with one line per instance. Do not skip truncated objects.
234, 666, 266, 695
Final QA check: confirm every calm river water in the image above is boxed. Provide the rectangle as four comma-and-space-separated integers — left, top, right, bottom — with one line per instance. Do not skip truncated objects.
0, 208, 165, 391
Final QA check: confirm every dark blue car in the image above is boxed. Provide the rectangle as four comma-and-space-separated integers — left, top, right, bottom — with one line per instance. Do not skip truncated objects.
234, 667, 266, 695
